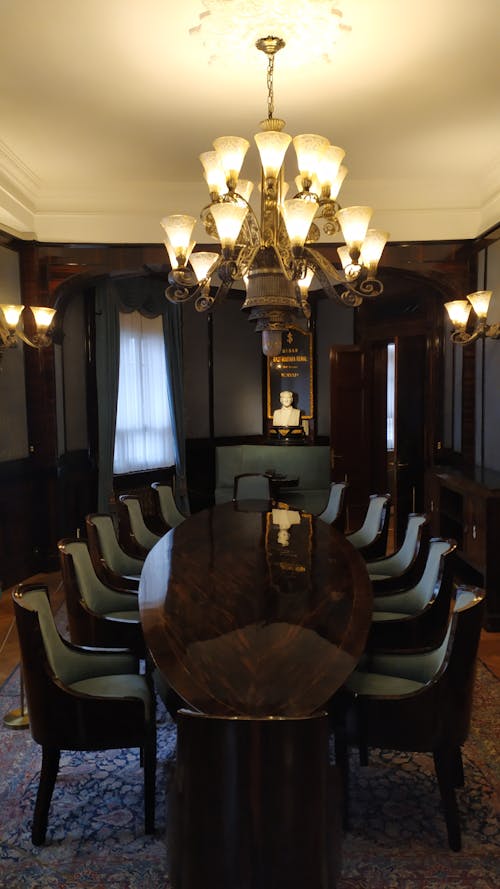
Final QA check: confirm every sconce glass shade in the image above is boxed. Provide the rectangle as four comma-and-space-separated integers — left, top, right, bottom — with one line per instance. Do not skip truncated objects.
210, 202, 248, 248
292, 134, 330, 183
0, 304, 24, 328
281, 199, 317, 247
317, 145, 346, 193
213, 136, 250, 184
445, 300, 472, 328
254, 131, 292, 180
31, 306, 56, 330
160, 215, 197, 265
329, 165, 348, 200
361, 229, 389, 273
189, 251, 219, 282
337, 245, 361, 279
262, 329, 282, 357
467, 290, 492, 319
164, 240, 180, 270
199, 151, 227, 197
295, 174, 321, 197
300, 267, 315, 290
336, 206, 373, 249
235, 179, 254, 204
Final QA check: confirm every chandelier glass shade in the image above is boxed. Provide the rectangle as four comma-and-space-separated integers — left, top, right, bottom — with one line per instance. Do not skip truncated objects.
161, 35, 388, 356
0, 303, 56, 364
445, 291, 500, 345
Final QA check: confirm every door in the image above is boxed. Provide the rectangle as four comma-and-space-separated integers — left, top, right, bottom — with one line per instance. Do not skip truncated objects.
391, 335, 427, 543
329, 345, 386, 532
330, 337, 427, 543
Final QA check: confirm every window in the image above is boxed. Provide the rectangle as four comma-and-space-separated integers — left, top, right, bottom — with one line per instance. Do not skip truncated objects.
113, 312, 175, 474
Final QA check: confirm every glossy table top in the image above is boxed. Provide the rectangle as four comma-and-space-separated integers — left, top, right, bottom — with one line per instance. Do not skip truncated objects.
139, 502, 372, 717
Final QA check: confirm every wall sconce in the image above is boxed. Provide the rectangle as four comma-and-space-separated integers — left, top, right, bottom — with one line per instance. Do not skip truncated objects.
445, 290, 500, 345
0, 303, 56, 366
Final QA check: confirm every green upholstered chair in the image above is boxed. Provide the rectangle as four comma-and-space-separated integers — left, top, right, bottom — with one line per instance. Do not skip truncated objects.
342, 587, 486, 850
86, 513, 144, 591
317, 481, 349, 532
365, 513, 430, 591
58, 537, 145, 656
232, 473, 272, 502
12, 583, 156, 845
151, 481, 186, 529
345, 493, 391, 559
367, 537, 456, 651
117, 494, 162, 558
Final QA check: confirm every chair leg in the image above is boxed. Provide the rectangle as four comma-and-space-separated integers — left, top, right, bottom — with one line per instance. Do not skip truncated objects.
433, 747, 462, 851
334, 725, 350, 831
32, 746, 60, 846
143, 739, 156, 834
450, 746, 465, 788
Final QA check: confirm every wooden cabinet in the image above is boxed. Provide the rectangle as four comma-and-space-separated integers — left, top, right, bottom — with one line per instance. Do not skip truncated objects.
425, 467, 500, 631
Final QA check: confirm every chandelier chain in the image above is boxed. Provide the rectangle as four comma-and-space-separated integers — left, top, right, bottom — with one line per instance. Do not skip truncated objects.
267, 53, 275, 120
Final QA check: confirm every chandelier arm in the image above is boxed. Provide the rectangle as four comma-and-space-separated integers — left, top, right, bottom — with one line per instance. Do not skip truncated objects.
165, 267, 200, 304
355, 277, 384, 298
195, 280, 232, 313
239, 204, 262, 248
272, 244, 305, 282
450, 329, 480, 346
485, 323, 500, 339
15, 328, 52, 349
233, 243, 260, 279
304, 247, 362, 307
0, 327, 14, 346
314, 199, 341, 236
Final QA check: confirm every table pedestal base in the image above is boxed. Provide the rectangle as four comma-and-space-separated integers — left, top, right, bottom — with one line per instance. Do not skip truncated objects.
167, 710, 341, 889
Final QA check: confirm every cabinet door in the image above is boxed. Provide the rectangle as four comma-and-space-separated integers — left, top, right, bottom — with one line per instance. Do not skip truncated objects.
463, 495, 486, 569
425, 471, 441, 536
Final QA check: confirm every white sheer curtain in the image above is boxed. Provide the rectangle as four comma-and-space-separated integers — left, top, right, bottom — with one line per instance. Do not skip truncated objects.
113, 311, 175, 473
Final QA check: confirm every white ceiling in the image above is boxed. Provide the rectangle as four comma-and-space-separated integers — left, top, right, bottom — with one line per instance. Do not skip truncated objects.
0, 0, 499, 245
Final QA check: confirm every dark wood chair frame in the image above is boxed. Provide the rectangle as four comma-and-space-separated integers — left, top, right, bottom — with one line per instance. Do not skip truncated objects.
58, 537, 145, 657
12, 582, 156, 846
334, 588, 486, 851
85, 513, 141, 592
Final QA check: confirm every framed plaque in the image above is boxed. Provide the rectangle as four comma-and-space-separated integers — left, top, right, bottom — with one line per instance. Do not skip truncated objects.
267, 327, 314, 424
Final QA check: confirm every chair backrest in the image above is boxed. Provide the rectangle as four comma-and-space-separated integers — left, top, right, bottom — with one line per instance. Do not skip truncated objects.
118, 495, 162, 551
346, 494, 390, 549
367, 513, 428, 576
14, 586, 91, 686
387, 538, 455, 614
59, 539, 138, 615
86, 514, 144, 576
318, 482, 348, 525
151, 482, 185, 528
369, 586, 485, 701
233, 473, 272, 501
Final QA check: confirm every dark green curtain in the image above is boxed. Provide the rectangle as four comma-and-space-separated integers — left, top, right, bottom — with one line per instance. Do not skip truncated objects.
162, 302, 190, 514
95, 279, 120, 512
94, 274, 188, 513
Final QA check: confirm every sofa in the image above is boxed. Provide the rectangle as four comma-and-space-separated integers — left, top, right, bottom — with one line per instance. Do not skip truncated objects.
215, 445, 331, 514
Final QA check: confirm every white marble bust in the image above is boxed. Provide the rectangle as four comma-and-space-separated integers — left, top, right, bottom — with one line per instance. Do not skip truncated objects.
272, 390, 301, 427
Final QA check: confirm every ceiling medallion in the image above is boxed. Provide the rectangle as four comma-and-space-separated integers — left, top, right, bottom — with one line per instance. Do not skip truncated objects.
189, 0, 352, 65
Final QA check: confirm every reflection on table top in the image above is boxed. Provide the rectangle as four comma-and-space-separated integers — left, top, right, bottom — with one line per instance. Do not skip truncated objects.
139, 501, 372, 718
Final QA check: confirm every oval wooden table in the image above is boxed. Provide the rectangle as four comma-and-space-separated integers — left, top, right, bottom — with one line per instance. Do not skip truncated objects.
139, 502, 373, 889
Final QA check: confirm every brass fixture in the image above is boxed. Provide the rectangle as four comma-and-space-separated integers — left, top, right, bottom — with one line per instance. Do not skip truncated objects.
161, 36, 387, 356
445, 291, 500, 345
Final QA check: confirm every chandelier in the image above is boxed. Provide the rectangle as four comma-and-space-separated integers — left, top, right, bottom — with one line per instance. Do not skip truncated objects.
161, 36, 388, 357
445, 291, 500, 345
0, 303, 56, 365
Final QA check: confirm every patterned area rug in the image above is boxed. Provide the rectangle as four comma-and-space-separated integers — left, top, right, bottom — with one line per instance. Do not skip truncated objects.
0, 661, 498, 889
